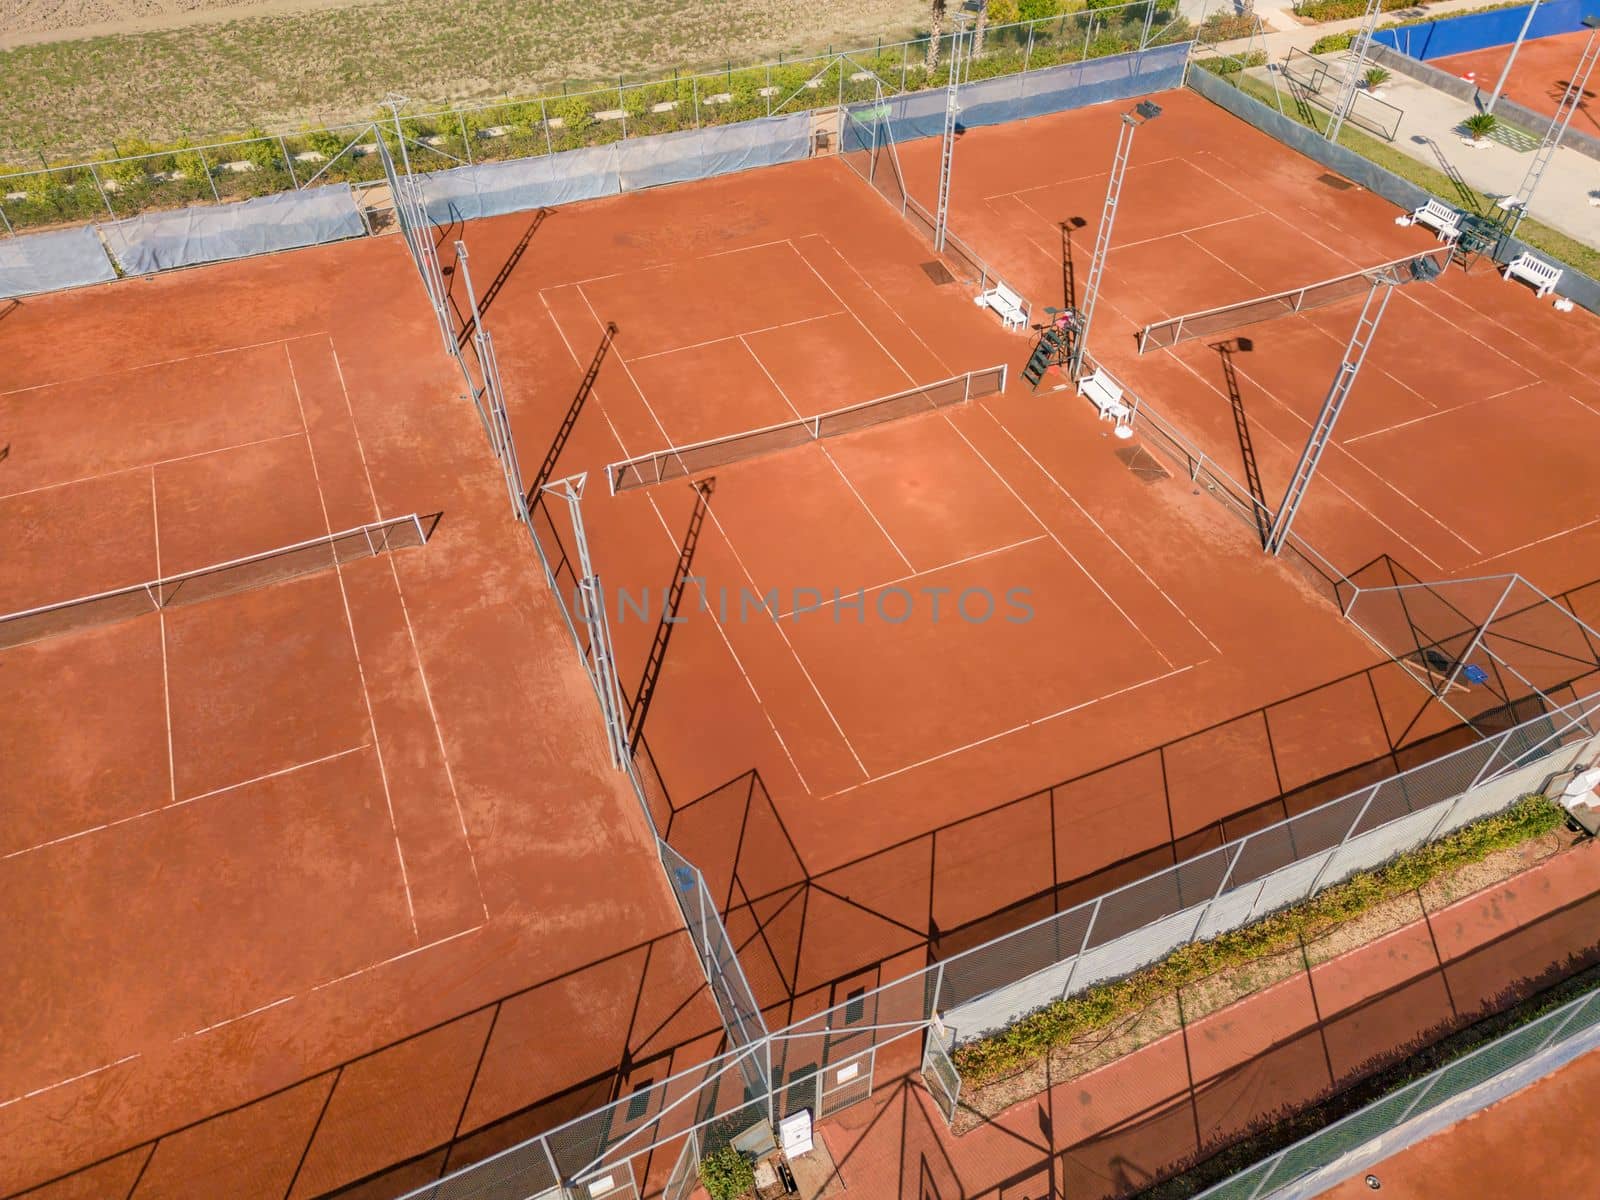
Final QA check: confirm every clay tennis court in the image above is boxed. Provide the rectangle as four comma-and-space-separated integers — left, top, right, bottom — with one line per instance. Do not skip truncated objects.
442, 148, 1494, 1039
1435, 28, 1600, 131
897, 88, 1600, 597
0, 243, 719, 1198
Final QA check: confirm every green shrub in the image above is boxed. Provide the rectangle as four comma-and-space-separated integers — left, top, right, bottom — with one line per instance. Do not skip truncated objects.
1018, 0, 1062, 20
302, 125, 347, 157
1195, 50, 1267, 75
1311, 31, 1353, 52
952, 795, 1565, 1087
238, 128, 282, 171
550, 95, 593, 132
1200, 9, 1258, 40
989, 0, 1023, 22
698, 1146, 755, 1200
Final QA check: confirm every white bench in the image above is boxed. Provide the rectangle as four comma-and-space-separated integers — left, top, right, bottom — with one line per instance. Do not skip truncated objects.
1503, 251, 1563, 298
1405, 198, 1462, 243
1078, 367, 1132, 437
975, 280, 1027, 330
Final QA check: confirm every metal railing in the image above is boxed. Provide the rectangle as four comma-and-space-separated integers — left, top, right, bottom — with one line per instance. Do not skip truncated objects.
0, 513, 427, 650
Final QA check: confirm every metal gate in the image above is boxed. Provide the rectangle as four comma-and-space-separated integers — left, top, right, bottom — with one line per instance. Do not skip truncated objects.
663, 1132, 700, 1200
574, 1161, 640, 1200
817, 1045, 875, 1120
921, 1024, 961, 1126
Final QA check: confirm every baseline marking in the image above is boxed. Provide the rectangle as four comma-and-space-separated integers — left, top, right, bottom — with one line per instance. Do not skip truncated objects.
0, 1054, 141, 1113
0, 333, 325, 399
624, 311, 844, 364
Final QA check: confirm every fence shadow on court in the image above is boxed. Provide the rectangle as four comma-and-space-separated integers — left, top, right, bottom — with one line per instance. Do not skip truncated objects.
1211, 337, 1269, 547
438, 207, 549, 349
530, 321, 617, 501
629, 479, 714, 753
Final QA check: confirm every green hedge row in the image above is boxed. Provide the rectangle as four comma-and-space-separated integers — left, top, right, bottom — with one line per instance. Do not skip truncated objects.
951, 795, 1566, 1088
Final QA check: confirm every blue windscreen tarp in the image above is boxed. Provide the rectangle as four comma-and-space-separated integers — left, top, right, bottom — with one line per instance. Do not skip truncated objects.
0, 225, 117, 298
1374, 0, 1600, 60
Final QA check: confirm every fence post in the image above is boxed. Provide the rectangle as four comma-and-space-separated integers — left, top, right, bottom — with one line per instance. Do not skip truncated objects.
693, 76, 702, 130
766, 64, 773, 116
541, 98, 554, 156
1058, 896, 1102, 999
902, 41, 909, 92
1190, 838, 1246, 940
86, 163, 116, 218
458, 110, 474, 164
929, 960, 946, 1020
1305, 785, 1378, 898
278, 135, 300, 188
1533, 996, 1587, 1055
196, 146, 221, 203
0, 198, 13, 236
1025, 20, 1035, 72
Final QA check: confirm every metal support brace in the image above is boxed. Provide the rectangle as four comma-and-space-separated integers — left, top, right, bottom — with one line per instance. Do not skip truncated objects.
1501, 22, 1600, 237
1325, 0, 1385, 143
541, 474, 631, 768
1264, 276, 1395, 555
933, 13, 973, 253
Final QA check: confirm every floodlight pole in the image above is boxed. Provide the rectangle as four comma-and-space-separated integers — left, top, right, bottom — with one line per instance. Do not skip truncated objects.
1071, 101, 1162, 378
541, 473, 631, 769
1264, 275, 1395, 555
455, 241, 530, 525
1498, 18, 1600, 238
1325, 0, 1385, 143
933, 12, 974, 253
1485, 0, 1542, 113
381, 93, 415, 178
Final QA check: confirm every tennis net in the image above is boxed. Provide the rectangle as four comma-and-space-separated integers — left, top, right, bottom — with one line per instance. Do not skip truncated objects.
1137, 246, 1451, 352
0, 513, 428, 650
607, 366, 1007, 492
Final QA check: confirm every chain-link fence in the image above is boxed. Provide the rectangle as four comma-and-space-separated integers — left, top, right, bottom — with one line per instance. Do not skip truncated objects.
606, 366, 1006, 492
0, 513, 427, 651
1195, 978, 1600, 1200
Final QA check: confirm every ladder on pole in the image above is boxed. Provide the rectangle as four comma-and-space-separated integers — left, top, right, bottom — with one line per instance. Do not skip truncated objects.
933, 15, 972, 253
1264, 277, 1395, 555
1500, 26, 1600, 236
1324, 0, 1385, 143
1071, 113, 1137, 377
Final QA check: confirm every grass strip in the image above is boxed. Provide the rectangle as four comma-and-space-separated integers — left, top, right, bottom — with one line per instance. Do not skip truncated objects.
952, 794, 1565, 1086
1228, 72, 1600, 276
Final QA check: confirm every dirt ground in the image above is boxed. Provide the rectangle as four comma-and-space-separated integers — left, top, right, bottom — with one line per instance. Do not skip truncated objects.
0, 0, 929, 158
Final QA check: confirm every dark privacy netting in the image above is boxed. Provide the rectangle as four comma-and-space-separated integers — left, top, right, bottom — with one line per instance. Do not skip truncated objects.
846, 42, 1189, 145
0, 224, 117, 298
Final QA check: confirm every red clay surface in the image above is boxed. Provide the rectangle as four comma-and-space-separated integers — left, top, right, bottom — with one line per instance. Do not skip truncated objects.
447, 126, 1542, 1056
0, 243, 718, 1197
898, 89, 1600, 595
1434, 30, 1600, 133
1321, 1044, 1600, 1199
800, 839, 1600, 1200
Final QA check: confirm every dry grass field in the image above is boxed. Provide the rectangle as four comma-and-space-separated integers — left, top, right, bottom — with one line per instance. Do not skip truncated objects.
0, 0, 928, 158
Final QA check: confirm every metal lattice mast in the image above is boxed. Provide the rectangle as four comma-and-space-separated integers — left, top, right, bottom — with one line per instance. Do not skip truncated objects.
541, 474, 631, 768
1265, 276, 1396, 555
457, 239, 529, 524
933, 12, 973, 253
1485, 0, 1543, 113
1324, 0, 1385, 143
380, 93, 415, 178
1500, 19, 1600, 237
1072, 101, 1161, 377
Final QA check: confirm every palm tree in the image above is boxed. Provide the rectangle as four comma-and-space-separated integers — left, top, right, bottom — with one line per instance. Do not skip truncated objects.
927, 0, 947, 73
974, 1, 990, 56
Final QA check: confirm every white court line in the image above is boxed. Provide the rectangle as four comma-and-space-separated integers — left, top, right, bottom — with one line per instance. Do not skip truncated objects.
942, 413, 1175, 669
329, 339, 490, 924
0, 1054, 141, 1112
695, 499, 872, 779
1, 744, 372, 862
176, 994, 298, 1042
285, 345, 419, 942
773, 535, 1047, 619
0, 333, 325, 399
538, 291, 813, 793
1467, 515, 1600, 570
821, 661, 1202, 801
1340, 383, 1537, 446
735, 332, 918, 574
555, 236, 798, 289
784, 238, 915, 383
623, 311, 843, 364
151, 470, 177, 806
797, 234, 953, 378
979, 153, 1184, 203
0, 431, 306, 504
975, 405, 1223, 658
